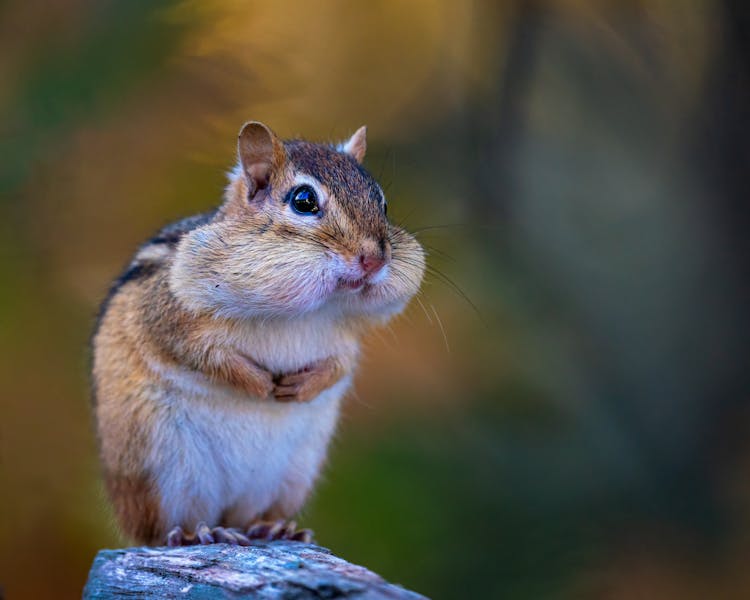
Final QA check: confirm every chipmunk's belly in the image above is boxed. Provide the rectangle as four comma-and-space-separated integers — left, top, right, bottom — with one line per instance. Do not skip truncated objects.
147, 368, 349, 530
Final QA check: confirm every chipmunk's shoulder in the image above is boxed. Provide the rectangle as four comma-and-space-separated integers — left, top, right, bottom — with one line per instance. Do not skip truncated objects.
146, 210, 219, 248
94, 209, 218, 331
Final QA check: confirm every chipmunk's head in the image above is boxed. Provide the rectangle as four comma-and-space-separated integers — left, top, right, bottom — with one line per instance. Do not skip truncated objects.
170, 121, 424, 320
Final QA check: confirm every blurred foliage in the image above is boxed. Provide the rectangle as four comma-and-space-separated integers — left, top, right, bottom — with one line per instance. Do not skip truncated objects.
2, 1, 750, 598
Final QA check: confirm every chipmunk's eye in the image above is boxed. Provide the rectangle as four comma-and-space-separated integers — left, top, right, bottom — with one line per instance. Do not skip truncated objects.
383, 198, 387, 216
289, 185, 320, 215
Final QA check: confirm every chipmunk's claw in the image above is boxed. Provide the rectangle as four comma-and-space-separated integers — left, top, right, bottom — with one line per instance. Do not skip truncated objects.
164, 520, 313, 546
291, 528, 314, 543
195, 521, 214, 544
212, 526, 252, 546
166, 525, 185, 546
245, 519, 314, 543
163, 522, 215, 546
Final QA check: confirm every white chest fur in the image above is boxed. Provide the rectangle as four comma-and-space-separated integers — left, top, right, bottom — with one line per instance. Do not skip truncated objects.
229, 311, 360, 374
147, 371, 350, 529
145, 313, 357, 530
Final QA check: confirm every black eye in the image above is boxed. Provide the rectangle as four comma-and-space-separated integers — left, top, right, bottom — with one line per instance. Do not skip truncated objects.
383, 198, 388, 216
289, 185, 320, 215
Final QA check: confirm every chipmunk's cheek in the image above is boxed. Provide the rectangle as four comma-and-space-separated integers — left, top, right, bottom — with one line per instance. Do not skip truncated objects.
299, 266, 338, 309
367, 264, 390, 286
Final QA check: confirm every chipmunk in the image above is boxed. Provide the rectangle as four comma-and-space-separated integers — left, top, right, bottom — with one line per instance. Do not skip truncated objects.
91, 121, 425, 546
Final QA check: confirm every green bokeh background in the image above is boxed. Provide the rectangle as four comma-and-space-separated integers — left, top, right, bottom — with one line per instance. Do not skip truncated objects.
2, 1, 750, 598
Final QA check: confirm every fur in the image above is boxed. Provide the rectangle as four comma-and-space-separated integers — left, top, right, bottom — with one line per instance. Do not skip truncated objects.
92, 123, 424, 545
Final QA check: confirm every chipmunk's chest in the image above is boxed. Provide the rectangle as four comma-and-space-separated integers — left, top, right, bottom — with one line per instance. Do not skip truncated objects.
227, 315, 359, 374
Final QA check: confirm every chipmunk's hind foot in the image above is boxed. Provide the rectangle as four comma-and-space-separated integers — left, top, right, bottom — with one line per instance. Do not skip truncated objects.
164, 520, 313, 546
246, 519, 314, 543
165, 522, 216, 546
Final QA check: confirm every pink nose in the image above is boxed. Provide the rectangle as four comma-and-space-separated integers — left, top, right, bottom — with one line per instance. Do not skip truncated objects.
360, 253, 386, 277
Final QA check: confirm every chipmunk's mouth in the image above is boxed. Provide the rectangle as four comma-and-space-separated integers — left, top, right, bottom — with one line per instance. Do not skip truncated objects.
337, 277, 366, 292
337, 264, 389, 294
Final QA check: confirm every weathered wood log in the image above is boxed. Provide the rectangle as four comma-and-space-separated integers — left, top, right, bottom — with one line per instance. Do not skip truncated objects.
83, 541, 427, 599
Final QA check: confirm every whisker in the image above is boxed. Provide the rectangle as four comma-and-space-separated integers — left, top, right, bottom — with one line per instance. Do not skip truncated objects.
412, 224, 468, 234
431, 303, 450, 353
369, 326, 399, 353
420, 243, 455, 262
423, 264, 482, 320
411, 223, 503, 235
389, 208, 419, 232
378, 146, 393, 182
348, 387, 374, 411
415, 296, 433, 325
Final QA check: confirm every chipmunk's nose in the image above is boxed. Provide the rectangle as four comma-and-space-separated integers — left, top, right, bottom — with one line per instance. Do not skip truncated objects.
359, 238, 391, 278
360, 253, 386, 277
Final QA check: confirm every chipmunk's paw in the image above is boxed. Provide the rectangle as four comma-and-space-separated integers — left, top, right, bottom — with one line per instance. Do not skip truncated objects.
233, 354, 275, 399
165, 520, 313, 546
245, 519, 314, 543
273, 358, 343, 403
210, 526, 252, 545
272, 371, 316, 403
165, 521, 215, 546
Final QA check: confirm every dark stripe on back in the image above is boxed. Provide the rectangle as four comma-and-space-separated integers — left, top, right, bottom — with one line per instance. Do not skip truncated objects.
93, 209, 218, 337
148, 210, 218, 246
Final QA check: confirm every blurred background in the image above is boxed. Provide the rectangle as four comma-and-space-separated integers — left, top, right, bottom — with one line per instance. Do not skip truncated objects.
2, 1, 750, 598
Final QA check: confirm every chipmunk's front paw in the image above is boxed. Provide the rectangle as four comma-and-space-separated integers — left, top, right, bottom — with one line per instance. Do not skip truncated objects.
216, 352, 274, 398
272, 358, 343, 403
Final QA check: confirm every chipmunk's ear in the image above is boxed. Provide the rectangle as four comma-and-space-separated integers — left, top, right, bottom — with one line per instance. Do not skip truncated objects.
238, 121, 286, 197
341, 125, 367, 164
